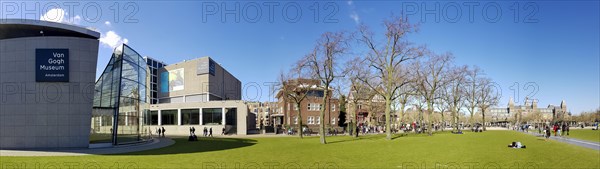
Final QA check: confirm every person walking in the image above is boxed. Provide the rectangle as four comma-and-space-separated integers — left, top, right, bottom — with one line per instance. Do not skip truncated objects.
157, 128, 162, 138
203, 127, 208, 137
161, 127, 166, 138
566, 124, 570, 136
545, 126, 551, 140
222, 127, 226, 135
209, 127, 213, 137
192, 127, 196, 136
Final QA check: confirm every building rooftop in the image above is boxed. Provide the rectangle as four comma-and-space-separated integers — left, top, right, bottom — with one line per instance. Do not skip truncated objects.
0, 19, 100, 40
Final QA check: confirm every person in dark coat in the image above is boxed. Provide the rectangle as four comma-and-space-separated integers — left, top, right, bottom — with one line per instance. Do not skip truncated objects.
209, 128, 213, 137
161, 127, 166, 137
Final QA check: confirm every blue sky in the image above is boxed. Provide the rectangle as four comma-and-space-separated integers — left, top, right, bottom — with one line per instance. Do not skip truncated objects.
4, 1, 599, 114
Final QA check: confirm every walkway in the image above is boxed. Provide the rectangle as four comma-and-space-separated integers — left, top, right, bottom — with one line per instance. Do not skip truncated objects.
0, 137, 175, 156
520, 131, 600, 150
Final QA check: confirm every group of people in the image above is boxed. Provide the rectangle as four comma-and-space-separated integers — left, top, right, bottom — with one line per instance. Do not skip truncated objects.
156, 127, 166, 138
538, 123, 570, 140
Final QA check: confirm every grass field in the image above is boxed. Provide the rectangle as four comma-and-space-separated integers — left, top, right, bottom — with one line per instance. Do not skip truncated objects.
566, 129, 600, 143
2, 131, 599, 169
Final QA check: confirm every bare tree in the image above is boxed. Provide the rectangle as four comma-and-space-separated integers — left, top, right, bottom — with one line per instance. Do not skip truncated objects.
414, 52, 453, 136
465, 66, 483, 127
442, 65, 468, 132
305, 31, 349, 144
357, 16, 425, 140
477, 78, 500, 131
344, 57, 371, 137
277, 60, 310, 138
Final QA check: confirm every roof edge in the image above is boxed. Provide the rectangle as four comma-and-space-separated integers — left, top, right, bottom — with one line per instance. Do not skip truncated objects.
0, 19, 100, 39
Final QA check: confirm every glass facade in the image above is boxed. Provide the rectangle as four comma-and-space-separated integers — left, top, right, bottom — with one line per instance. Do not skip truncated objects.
92, 44, 149, 145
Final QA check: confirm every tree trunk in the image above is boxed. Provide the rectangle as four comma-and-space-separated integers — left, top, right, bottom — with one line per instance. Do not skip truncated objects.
441, 112, 445, 131
352, 103, 358, 137
297, 102, 303, 138
427, 102, 433, 136
385, 97, 392, 140
482, 110, 487, 131
320, 90, 328, 144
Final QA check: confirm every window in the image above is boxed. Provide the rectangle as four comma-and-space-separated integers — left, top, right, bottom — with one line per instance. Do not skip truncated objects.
225, 108, 237, 125
144, 110, 158, 125
161, 110, 178, 125
202, 108, 222, 125
316, 116, 321, 124
288, 103, 290, 111
181, 109, 200, 125
307, 116, 314, 124
332, 104, 336, 111
294, 116, 298, 124
332, 117, 336, 125
294, 104, 298, 110
308, 103, 322, 111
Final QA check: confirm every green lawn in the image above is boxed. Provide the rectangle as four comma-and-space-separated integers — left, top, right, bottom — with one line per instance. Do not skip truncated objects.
566, 129, 600, 143
2, 131, 599, 169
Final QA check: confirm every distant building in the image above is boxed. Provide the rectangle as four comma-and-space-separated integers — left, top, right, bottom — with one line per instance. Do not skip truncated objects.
488, 97, 569, 125
347, 88, 386, 127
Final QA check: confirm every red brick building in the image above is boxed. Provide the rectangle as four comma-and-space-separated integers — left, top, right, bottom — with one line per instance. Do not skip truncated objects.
276, 79, 341, 132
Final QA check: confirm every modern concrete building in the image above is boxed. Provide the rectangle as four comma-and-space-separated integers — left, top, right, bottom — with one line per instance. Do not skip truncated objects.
0, 19, 100, 149
144, 57, 252, 135
143, 56, 167, 104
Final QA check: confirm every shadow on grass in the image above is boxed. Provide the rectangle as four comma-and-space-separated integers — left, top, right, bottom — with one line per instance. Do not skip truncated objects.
115, 137, 257, 156
327, 133, 413, 144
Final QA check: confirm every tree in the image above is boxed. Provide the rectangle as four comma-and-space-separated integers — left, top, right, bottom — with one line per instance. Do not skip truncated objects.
414, 52, 453, 136
357, 16, 425, 140
305, 31, 349, 144
344, 57, 372, 137
442, 65, 468, 132
477, 78, 500, 131
465, 66, 483, 127
277, 61, 310, 138
338, 95, 347, 129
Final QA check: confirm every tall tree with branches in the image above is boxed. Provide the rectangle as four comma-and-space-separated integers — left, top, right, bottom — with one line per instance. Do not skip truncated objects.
343, 57, 372, 137
477, 78, 500, 131
357, 16, 425, 140
414, 52, 453, 136
277, 60, 311, 138
305, 31, 349, 144
465, 66, 483, 127
442, 65, 468, 132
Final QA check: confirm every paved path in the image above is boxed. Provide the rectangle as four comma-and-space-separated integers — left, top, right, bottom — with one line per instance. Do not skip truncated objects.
0, 137, 175, 156
519, 131, 600, 150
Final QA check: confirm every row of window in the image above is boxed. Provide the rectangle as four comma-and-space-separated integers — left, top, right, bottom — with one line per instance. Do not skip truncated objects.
293, 116, 337, 125
286, 103, 336, 111
143, 108, 225, 125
